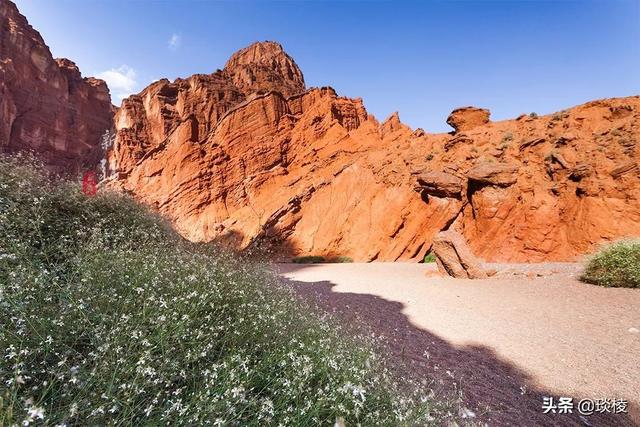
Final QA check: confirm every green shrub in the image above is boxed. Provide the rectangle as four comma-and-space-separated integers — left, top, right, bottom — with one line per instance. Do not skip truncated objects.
423, 253, 437, 263
550, 110, 569, 122
581, 240, 640, 288
0, 155, 450, 425
328, 256, 354, 263
292, 255, 326, 264
501, 132, 513, 143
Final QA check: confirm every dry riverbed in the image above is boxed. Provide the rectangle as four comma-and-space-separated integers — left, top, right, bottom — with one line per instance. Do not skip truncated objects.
278, 262, 640, 426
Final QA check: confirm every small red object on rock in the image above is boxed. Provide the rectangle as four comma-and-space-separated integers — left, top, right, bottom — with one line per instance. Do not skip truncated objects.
82, 171, 97, 196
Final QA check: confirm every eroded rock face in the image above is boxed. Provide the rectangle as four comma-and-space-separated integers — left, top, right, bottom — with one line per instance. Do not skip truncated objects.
0, 0, 113, 172
223, 41, 305, 97
432, 230, 488, 279
446, 107, 490, 133
467, 162, 519, 187
417, 171, 463, 199
106, 39, 640, 262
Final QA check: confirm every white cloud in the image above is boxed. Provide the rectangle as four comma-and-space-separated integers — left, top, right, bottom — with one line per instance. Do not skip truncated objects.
96, 65, 137, 103
168, 33, 181, 51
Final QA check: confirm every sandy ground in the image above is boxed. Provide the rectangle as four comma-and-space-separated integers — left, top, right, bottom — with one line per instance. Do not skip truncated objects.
278, 262, 640, 426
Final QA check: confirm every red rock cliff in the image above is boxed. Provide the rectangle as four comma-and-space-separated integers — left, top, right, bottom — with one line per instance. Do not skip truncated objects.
107, 41, 640, 262
0, 0, 113, 172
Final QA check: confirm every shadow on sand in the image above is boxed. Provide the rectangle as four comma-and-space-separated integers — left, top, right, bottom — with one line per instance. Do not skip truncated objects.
278, 264, 637, 427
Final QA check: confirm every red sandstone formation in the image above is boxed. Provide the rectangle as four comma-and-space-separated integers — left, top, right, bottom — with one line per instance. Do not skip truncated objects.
223, 41, 305, 97
2, 0, 637, 262
432, 230, 489, 279
106, 40, 640, 262
0, 0, 113, 172
447, 107, 490, 133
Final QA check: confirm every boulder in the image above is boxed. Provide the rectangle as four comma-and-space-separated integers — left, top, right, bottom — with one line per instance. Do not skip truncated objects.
432, 230, 488, 279
610, 161, 637, 179
417, 171, 463, 198
446, 107, 490, 133
467, 162, 518, 187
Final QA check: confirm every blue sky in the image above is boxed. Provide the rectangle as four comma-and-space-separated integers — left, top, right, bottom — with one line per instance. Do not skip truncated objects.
14, 0, 640, 132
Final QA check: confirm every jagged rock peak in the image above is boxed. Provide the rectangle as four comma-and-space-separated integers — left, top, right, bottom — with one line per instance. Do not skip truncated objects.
223, 41, 305, 97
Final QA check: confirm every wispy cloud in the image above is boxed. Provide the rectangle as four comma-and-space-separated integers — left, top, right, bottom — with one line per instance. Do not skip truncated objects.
96, 65, 137, 103
168, 33, 181, 51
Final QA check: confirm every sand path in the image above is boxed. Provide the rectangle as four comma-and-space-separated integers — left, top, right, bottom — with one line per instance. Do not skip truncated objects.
278, 262, 640, 426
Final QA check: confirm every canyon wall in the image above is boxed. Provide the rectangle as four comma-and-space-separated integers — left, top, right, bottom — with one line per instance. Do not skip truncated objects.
107, 41, 640, 262
1, 0, 638, 262
0, 0, 113, 173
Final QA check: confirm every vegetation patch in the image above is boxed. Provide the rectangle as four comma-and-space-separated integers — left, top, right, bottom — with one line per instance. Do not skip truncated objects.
423, 253, 437, 263
0, 155, 450, 425
581, 240, 640, 288
327, 256, 354, 263
292, 255, 326, 264
501, 132, 513, 144
550, 110, 569, 121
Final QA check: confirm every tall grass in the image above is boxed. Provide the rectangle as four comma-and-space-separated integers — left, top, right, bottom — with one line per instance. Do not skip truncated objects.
0, 154, 450, 425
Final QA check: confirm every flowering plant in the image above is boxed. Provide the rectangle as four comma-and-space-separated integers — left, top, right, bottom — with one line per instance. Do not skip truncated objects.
0, 155, 449, 425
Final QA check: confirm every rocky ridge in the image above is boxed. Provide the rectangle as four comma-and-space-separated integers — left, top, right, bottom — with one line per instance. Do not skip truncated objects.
106, 41, 640, 262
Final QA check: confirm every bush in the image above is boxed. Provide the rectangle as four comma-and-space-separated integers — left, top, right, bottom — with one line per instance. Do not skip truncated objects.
501, 132, 513, 144
328, 256, 354, 263
0, 155, 450, 425
423, 253, 437, 263
292, 255, 326, 264
550, 110, 569, 122
581, 240, 640, 288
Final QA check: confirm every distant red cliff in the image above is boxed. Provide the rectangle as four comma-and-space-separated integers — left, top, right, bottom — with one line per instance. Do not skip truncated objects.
0, 0, 113, 173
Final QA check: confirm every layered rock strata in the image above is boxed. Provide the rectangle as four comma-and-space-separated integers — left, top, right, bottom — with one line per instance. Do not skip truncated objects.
107, 40, 640, 261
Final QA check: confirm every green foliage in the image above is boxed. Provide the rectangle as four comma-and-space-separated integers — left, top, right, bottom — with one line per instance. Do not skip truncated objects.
581, 240, 640, 288
292, 255, 326, 264
0, 155, 449, 425
423, 253, 437, 263
501, 132, 513, 144
328, 256, 354, 263
550, 110, 569, 121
